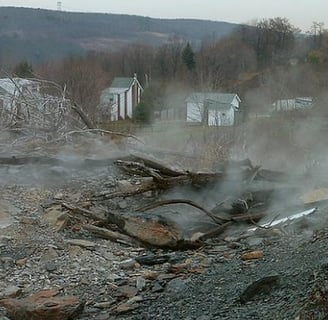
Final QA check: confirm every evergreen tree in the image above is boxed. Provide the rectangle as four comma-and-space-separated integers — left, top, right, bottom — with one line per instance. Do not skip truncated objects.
13, 61, 34, 78
133, 88, 154, 124
182, 42, 195, 71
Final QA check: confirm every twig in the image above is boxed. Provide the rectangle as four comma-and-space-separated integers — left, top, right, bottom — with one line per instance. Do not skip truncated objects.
61, 202, 107, 223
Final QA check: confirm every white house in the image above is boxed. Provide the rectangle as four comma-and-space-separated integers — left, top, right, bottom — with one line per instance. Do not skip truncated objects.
100, 74, 143, 121
185, 92, 241, 126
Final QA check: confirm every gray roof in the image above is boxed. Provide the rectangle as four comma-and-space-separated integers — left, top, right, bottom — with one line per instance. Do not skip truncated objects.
185, 92, 240, 104
110, 77, 134, 89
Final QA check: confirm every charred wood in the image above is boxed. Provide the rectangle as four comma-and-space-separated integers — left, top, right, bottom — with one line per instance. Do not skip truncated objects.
61, 203, 107, 224
129, 155, 184, 177
83, 224, 137, 246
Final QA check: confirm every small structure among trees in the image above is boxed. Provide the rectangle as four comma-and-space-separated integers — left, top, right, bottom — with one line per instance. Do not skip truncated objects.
99, 74, 143, 121
159, 92, 241, 126
186, 92, 241, 126
272, 97, 313, 112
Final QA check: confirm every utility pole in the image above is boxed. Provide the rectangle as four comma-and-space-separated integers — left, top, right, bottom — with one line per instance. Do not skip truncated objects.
57, 1, 62, 11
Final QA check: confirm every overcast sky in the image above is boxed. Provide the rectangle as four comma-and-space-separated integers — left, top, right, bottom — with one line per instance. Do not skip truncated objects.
0, 0, 326, 31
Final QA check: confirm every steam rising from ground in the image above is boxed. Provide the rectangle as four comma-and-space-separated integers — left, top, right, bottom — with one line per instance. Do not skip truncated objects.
1, 79, 328, 231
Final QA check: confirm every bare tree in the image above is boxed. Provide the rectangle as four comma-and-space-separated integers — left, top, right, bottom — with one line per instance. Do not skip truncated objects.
196, 37, 257, 90
37, 55, 108, 120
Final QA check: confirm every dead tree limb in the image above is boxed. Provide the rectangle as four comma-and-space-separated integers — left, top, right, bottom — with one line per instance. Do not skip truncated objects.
247, 166, 262, 185
115, 160, 163, 179
136, 199, 228, 224
129, 155, 184, 177
198, 221, 233, 241
61, 202, 107, 223
93, 170, 226, 201
230, 211, 265, 223
83, 224, 137, 246
92, 180, 157, 200
71, 103, 95, 129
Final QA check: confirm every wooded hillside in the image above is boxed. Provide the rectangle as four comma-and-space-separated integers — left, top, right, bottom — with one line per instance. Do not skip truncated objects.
0, 7, 238, 65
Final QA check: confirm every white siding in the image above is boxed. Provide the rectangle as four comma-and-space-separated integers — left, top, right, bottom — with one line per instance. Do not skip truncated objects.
231, 96, 240, 110
127, 87, 133, 118
119, 93, 125, 119
208, 108, 234, 126
208, 109, 219, 126
110, 104, 118, 121
187, 102, 203, 123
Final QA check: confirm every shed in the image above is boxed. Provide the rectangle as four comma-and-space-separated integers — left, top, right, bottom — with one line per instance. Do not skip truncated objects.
100, 74, 143, 121
185, 92, 241, 126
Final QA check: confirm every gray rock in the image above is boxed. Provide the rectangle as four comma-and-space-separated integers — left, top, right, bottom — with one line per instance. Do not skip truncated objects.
239, 273, 280, 303
119, 258, 136, 270
136, 276, 146, 291
93, 300, 116, 309
165, 278, 190, 300
0, 257, 15, 270
118, 200, 128, 210
0, 286, 22, 299
152, 282, 164, 293
45, 261, 57, 272
104, 176, 116, 188
246, 237, 264, 247
117, 180, 133, 191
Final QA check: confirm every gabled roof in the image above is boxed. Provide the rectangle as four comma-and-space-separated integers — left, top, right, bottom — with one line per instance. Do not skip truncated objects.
185, 92, 240, 104
110, 77, 134, 89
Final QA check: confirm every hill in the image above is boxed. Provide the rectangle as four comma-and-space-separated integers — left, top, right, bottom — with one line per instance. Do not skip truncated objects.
0, 7, 239, 65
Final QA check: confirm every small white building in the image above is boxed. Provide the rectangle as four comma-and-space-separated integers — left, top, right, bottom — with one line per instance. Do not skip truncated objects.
272, 97, 313, 112
185, 92, 241, 126
100, 74, 143, 121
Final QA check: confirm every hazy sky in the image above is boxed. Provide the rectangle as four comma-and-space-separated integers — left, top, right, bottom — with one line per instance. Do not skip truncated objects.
0, 0, 326, 31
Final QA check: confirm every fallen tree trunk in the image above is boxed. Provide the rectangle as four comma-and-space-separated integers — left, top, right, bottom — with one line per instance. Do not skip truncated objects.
71, 103, 95, 129
93, 172, 225, 201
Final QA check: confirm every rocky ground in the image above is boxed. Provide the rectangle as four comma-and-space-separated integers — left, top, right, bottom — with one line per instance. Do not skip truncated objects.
1, 141, 328, 320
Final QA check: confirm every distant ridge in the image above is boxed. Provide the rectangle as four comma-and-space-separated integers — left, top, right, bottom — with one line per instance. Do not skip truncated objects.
0, 7, 240, 65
